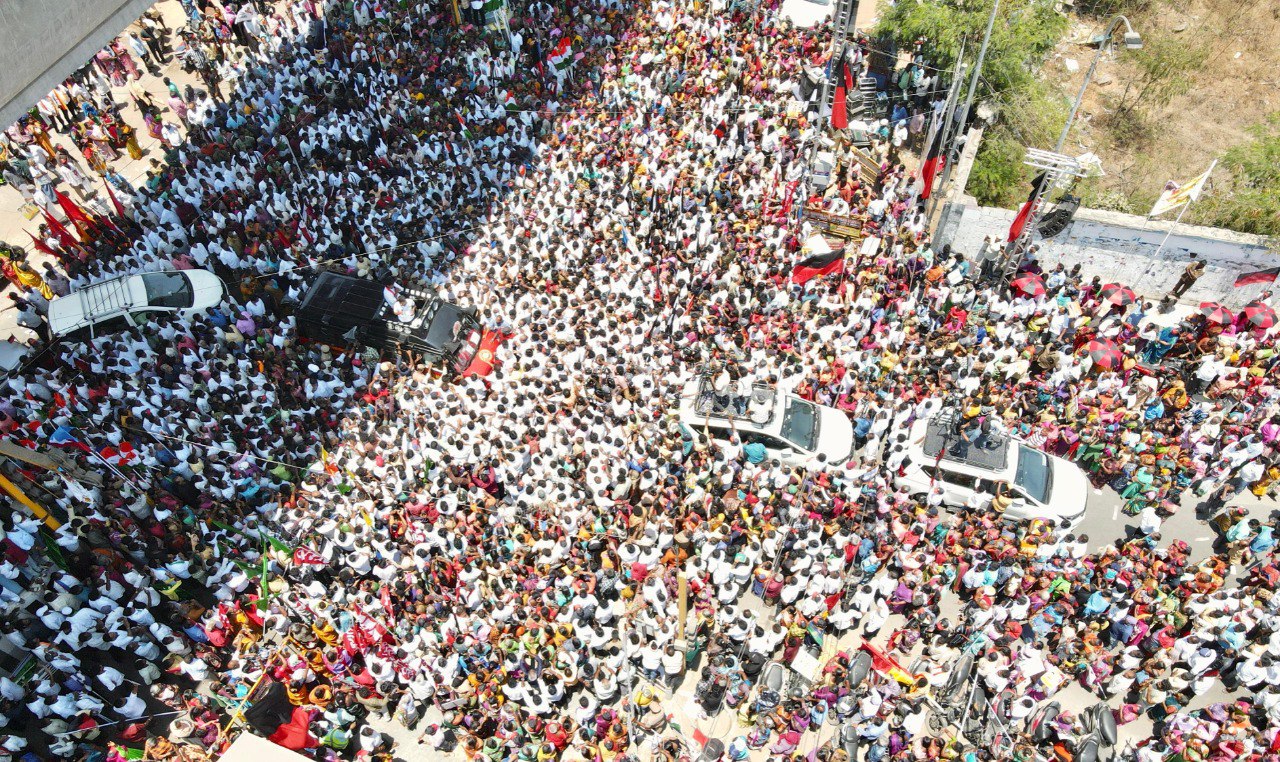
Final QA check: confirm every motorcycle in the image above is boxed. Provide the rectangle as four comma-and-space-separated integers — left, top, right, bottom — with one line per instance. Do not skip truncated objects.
927, 652, 975, 733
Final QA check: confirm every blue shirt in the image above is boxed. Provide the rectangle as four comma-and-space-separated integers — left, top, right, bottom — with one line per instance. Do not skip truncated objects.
1084, 591, 1111, 617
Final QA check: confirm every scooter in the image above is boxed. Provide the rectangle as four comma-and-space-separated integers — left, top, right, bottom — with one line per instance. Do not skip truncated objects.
838, 722, 861, 761
1026, 700, 1061, 744
754, 661, 786, 715
1075, 703, 1118, 762
836, 650, 876, 759
848, 650, 874, 689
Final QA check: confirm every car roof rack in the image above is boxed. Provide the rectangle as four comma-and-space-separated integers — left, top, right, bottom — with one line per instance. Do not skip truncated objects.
80, 277, 132, 320
921, 413, 1010, 471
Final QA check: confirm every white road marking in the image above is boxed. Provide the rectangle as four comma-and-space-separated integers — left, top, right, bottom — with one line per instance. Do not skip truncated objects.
1112, 504, 1119, 521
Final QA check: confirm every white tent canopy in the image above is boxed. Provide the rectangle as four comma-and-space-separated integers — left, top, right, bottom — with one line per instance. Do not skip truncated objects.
219, 733, 312, 762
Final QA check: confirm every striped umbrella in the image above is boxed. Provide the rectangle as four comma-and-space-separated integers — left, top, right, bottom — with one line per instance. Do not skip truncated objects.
1198, 301, 1234, 326
1011, 273, 1046, 298
1083, 337, 1124, 370
1099, 283, 1138, 307
1242, 301, 1278, 330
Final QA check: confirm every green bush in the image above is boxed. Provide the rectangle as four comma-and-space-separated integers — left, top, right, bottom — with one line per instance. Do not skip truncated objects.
874, 0, 1068, 100
1192, 114, 1280, 236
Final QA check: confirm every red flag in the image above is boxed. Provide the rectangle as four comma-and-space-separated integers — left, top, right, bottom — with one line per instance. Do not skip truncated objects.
27, 232, 58, 259
919, 120, 945, 200
41, 210, 79, 249
831, 56, 851, 130
342, 625, 368, 655
1007, 199, 1035, 243
99, 443, 137, 465
54, 190, 96, 240
55, 190, 94, 224
352, 604, 389, 645
291, 547, 326, 566
103, 180, 126, 218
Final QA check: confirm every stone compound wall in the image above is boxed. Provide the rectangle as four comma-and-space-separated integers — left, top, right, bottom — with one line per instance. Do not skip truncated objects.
936, 203, 1279, 308
0, 0, 157, 130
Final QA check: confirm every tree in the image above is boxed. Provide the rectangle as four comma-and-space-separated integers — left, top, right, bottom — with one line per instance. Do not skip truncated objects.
874, 0, 1068, 102
968, 80, 1069, 207
875, 0, 1069, 205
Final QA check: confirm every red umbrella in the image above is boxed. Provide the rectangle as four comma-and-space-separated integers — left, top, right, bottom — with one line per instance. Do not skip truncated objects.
1242, 301, 1277, 330
1198, 302, 1234, 326
1011, 273, 1046, 298
1099, 283, 1138, 307
1083, 338, 1124, 370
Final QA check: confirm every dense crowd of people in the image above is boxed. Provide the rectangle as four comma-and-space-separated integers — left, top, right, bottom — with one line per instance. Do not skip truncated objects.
0, 1, 1279, 761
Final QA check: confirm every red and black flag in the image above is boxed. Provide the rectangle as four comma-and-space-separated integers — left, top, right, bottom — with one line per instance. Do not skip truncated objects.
919, 118, 945, 200
1007, 171, 1049, 243
790, 249, 845, 285
1234, 266, 1280, 288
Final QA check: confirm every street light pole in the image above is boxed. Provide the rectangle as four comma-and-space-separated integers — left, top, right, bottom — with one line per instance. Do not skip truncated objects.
997, 16, 1139, 281
1055, 14, 1141, 153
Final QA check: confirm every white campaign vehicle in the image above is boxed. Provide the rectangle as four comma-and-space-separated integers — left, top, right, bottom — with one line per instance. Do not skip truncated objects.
897, 412, 1089, 530
677, 376, 856, 468
48, 270, 225, 341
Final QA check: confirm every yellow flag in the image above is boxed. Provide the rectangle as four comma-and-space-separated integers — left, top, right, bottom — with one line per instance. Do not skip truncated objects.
1149, 163, 1215, 217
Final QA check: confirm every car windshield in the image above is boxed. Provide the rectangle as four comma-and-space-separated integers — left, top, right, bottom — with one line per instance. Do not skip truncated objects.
142, 273, 194, 309
1014, 445, 1052, 503
780, 399, 818, 451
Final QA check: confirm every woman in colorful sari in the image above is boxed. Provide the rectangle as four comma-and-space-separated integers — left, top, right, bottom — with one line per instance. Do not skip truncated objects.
1143, 326, 1179, 364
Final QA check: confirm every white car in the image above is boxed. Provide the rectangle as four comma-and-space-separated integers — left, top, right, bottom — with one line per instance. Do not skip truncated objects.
677, 376, 855, 468
896, 413, 1089, 530
48, 270, 226, 341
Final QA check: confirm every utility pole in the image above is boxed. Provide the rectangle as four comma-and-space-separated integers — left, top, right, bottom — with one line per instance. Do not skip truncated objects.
933, 0, 999, 207
924, 47, 966, 219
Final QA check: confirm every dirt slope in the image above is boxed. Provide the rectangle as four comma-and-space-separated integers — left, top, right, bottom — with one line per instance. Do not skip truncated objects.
1043, 0, 1280, 222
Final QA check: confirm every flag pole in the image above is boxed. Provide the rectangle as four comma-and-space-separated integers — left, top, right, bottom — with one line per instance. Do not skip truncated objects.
1143, 159, 1217, 284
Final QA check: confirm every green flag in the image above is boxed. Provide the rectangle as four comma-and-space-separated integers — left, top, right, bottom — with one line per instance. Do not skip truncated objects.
261, 530, 294, 555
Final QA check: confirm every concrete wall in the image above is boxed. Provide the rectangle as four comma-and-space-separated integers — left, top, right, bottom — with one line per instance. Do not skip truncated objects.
936, 203, 1279, 308
0, 0, 158, 130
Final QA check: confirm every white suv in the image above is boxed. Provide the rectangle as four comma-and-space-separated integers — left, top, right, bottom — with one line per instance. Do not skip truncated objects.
48, 270, 225, 341
677, 376, 855, 468
896, 413, 1089, 530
